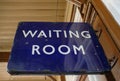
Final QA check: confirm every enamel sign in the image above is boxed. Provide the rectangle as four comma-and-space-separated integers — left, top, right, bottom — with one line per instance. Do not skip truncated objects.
7, 22, 111, 74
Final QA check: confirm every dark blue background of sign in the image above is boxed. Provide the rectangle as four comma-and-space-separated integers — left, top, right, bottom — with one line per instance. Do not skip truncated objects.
7, 22, 111, 74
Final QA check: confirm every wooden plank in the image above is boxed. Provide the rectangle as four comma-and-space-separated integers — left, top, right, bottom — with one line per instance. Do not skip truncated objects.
0, 36, 14, 40
0, 22, 18, 27
92, 15, 119, 58
0, 39, 14, 44
0, 10, 65, 16
0, 39, 13, 43
84, 2, 92, 22
0, 0, 65, 2
10, 76, 47, 80
0, 0, 66, 56
91, 0, 120, 50
0, 43, 13, 49
79, 75, 87, 81
0, 26, 17, 29
0, 52, 10, 62
60, 75, 66, 81
111, 58, 120, 81
0, 49, 11, 52
48, 76, 57, 81
0, 31, 15, 35
2, 79, 51, 81
99, 23, 119, 58
0, 16, 64, 22
90, 2, 120, 80
0, 2, 66, 6
0, 27, 17, 32
0, 2, 66, 10
64, 1, 73, 22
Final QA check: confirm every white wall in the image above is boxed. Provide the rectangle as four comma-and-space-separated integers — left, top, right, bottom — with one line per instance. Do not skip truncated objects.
102, 0, 120, 25
74, 7, 83, 22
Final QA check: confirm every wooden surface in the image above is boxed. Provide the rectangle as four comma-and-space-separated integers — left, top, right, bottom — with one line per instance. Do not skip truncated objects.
90, 1, 120, 81
0, 52, 10, 62
0, 62, 61, 81
0, 0, 66, 52
91, 0, 120, 50
92, 16, 120, 58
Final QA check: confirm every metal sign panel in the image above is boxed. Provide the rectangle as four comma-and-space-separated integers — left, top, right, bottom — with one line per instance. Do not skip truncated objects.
7, 22, 111, 74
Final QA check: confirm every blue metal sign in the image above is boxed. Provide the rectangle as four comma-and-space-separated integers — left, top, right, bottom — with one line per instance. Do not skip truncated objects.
7, 22, 111, 74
